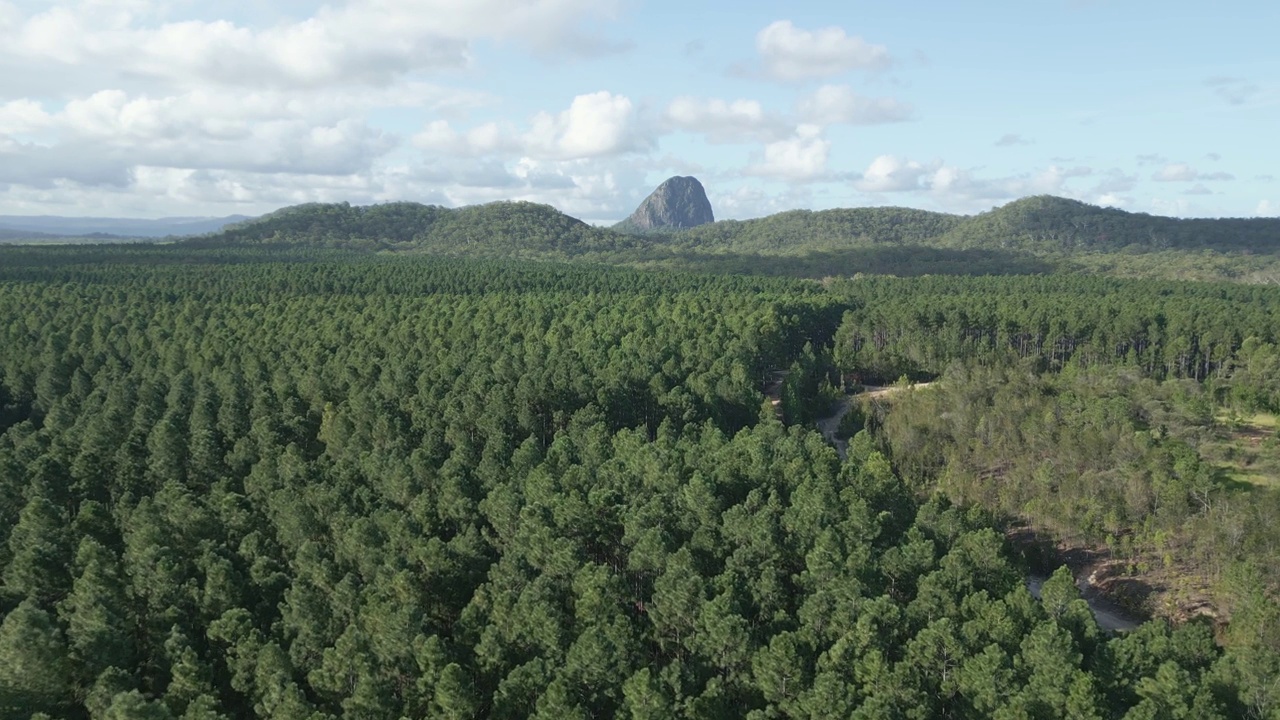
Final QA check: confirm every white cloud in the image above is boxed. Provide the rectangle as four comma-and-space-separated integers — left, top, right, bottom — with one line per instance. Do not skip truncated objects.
416, 91, 648, 161
855, 155, 934, 192
855, 155, 1099, 210
0, 99, 51, 136
664, 96, 787, 143
1153, 163, 1235, 182
747, 125, 830, 181
1259, 200, 1277, 217
0, 153, 659, 223
712, 184, 815, 221
401, 155, 656, 223
796, 85, 911, 125
526, 91, 642, 159
756, 20, 891, 81
929, 164, 1092, 204
1153, 163, 1196, 182
0, 88, 409, 184
2, 0, 627, 91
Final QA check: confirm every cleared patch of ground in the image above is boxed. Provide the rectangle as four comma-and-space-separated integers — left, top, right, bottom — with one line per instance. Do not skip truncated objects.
1205, 412, 1280, 492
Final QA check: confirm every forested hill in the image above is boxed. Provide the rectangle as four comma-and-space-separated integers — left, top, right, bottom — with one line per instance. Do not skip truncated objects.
200, 200, 635, 256
659, 207, 965, 252
938, 196, 1280, 253
188, 195, 1280, 282
655, 196, 1280, 255
199, 195, 1280, 255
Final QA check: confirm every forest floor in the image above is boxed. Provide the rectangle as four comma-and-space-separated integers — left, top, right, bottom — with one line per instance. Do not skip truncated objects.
1205, 412, 1280, 491
1012, 409, 1279, 633
763, 370, 787, 420
816, 382, 937, 460
1010, 528, 1162, 632
859, 381, 936, 399
816, 396, 853, 459
1007, 526, 1225, 634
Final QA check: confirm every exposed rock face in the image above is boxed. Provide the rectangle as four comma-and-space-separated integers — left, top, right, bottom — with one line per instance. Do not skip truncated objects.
616, 176, 714, 232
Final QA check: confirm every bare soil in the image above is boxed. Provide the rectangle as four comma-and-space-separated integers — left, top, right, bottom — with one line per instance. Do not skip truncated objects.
1006, 526, 1224, 632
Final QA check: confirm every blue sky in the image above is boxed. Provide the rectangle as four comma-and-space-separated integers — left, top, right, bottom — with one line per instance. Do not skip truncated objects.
0, 0, 1275, 221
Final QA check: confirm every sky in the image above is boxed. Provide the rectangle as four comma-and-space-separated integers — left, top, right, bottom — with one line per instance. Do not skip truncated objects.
0, 0, 1276, 222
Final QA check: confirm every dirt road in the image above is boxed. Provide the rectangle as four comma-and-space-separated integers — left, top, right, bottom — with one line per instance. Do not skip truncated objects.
1025, 572, 1143, 633
816, 382, 936, 460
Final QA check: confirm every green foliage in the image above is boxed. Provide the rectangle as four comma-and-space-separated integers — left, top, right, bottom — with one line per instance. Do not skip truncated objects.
0, 599, 72, 718
941, 195, 1280, 254
0, 246, 1274, 719
168, 194, 1280, 283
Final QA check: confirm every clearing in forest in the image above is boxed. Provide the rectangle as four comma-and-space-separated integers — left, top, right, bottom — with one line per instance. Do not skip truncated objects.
1206, 412, 1280, 491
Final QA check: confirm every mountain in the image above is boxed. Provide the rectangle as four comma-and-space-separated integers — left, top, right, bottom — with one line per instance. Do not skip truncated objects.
0, 227, 64, 242
184, 193, 1280, 283
614, 176, 715, 233
663, 206, 964, 254
653, 196, 1280, 256
936, 195, 1280, 253
197, 200, 634, 256
0, 214, 252, 238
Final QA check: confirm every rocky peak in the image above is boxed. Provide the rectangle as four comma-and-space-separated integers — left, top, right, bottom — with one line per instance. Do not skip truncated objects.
616, 176, 714, 232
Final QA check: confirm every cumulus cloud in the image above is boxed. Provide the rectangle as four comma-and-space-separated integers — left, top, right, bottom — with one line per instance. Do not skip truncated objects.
0, 2, 645, 219
746, 125, 831, 181
0, 88, 405, 185
1153, 163, 1197, 182
712, 183, 816, 220
855, 155, 934, 192
796, 85, 911, 125
855, 155, 1097, 209
404, 155, 659, 223
929, 164, 1091, 203
1152, 163, 1235, 182
1, 0, 627, 90
1183, 184, 1213, 196
0, 152, 662, 223
664, 96, 787, 143
415, 91, 649, 161
0, 99, 51, 137
755, 20, 891, 81
0, 2, 659, 219
1259, 200, 1277, 217
525, 91, 645, 159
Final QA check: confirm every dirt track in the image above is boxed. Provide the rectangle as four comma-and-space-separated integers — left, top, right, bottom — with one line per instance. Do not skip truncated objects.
816, 382, 936, 459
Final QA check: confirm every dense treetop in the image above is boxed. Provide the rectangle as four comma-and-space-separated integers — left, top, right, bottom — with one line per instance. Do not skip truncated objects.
0, 245, 1278, 718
